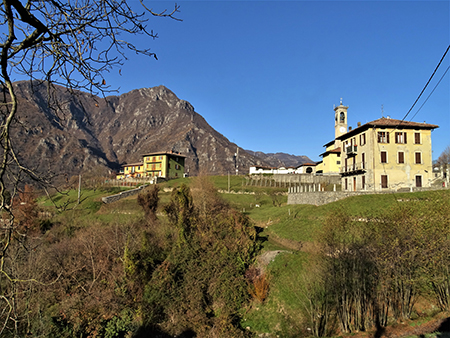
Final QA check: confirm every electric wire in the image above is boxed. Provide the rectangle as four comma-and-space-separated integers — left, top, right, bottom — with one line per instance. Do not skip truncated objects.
351, 45, 450, 194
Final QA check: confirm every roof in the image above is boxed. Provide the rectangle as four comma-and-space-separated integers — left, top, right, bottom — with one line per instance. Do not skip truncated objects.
121, 162, 143, 167
323, 139, 335, 147
299, 162, 317, 167
319, 147, 341, 157
336, 117, 439, 140
250, 165, 278, 170
142, 151, 187, 158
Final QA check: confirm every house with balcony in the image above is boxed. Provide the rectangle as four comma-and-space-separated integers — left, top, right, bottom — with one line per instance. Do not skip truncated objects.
117, 151, 186, 180
337, 117, 438, 191
142, 151, 186, 178
116, 162, 144, 179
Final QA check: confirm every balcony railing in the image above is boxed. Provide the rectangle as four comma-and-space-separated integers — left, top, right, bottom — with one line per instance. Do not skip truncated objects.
346, 145, 358, 155
340, 162, 367, 174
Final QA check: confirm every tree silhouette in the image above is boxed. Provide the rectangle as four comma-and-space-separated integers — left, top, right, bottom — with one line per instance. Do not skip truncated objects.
0, 1, 179, 334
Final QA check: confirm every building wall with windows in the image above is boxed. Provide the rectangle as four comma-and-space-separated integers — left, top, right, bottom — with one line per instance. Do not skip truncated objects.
116, 162, 144, 179
142, 151, 185, 178
337, 117, 438, 191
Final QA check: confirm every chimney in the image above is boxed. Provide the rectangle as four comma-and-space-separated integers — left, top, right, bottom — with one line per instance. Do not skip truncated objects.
357, 122, 361, 127
349, 126, 352, 131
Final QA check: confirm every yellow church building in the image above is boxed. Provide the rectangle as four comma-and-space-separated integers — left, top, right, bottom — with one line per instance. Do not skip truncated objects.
320, 101, 439, 191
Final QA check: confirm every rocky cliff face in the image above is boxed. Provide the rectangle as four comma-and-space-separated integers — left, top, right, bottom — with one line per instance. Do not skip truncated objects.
12, 81, 312, 181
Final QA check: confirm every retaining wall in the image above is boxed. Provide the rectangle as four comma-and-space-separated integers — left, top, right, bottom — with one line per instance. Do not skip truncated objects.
288, 186, 448, 206
102, 185, 147, 204
288, 191, 383, 206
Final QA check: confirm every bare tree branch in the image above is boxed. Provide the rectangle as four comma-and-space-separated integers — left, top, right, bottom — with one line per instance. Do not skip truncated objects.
0, 1, 180, 333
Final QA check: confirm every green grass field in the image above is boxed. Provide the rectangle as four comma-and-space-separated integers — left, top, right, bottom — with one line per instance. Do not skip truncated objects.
39, 177, 450, 338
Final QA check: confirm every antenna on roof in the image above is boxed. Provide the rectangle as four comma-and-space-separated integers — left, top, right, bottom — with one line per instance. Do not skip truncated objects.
381, 104, 384, 117
340, 98, 343, 105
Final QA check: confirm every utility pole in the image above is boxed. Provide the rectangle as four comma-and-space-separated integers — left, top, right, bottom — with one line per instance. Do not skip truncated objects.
77, 174, 82, 205
235, 147, 239, 175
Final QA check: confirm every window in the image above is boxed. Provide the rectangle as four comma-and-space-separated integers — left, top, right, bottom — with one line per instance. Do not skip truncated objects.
381, 175, 388, 189
359, 134, 366, 146
360, 133, 366, 146
175, 164, 180, 170
362, 176, 365, 190
336, 161, 341, 165
345, 178, 348, 190
398, 151, 405, 164
378, 131, 389, 143
381, 151, 387, 163
415, 152, 422, 164
414, 132, 421, 144
395, 132, 407, 144
361, 153, 365, 169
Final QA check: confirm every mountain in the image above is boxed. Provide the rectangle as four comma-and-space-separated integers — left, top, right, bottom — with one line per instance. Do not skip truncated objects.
11, 81, 312, 181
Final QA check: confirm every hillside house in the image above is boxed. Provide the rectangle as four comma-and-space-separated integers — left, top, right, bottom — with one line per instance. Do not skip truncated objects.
117, 151, 186, 180
142, 151, 186, 178
116, 162, 144, 179
316, 101, 439, 191
338, 117, 438, 191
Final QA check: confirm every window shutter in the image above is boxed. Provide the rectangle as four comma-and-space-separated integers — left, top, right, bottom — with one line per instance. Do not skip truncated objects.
415, 152, 421, 164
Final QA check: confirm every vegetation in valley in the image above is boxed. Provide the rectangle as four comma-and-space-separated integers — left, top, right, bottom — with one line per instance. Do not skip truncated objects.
1, 174, 449, 337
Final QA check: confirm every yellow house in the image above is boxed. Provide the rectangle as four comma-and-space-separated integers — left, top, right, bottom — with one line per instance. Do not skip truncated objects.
318, 142, 341, 174
337, 117, 438, 191
142, 151, 186, 178
116, 162, 144, 179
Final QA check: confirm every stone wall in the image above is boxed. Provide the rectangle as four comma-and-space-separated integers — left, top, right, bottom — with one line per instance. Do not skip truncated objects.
102, 185, 147, 204
288, 186, 447, 206
287, 191, 382, 206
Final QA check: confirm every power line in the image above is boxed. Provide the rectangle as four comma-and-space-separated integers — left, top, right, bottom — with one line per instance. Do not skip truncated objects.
410, 65, 450, 121
400, 44, 450, 123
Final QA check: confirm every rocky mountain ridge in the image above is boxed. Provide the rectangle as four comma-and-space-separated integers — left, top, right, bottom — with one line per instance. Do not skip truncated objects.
12, 81, 312, 181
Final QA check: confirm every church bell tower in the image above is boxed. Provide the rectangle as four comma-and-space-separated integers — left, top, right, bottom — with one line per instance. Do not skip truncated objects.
334, 99, 348, 139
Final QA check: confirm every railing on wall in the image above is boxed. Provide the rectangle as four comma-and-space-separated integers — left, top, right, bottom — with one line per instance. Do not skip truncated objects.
340, 162, 367, 174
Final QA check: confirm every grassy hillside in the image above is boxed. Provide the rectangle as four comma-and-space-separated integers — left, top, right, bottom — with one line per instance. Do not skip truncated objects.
34, 178, 450, 338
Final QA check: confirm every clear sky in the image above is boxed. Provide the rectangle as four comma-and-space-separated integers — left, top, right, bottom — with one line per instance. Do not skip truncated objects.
13, 1, 450, 162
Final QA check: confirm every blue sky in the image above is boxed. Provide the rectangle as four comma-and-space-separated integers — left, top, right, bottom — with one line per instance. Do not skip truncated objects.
12, 1, 450, 161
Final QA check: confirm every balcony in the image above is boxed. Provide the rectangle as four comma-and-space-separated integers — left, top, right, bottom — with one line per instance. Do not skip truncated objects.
340, 162, 367, 175
346, 145, 358, 156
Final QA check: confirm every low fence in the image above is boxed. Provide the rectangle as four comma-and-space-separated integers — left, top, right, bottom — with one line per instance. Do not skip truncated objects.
104, 177, 166, 187
245, 174, 341, 189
